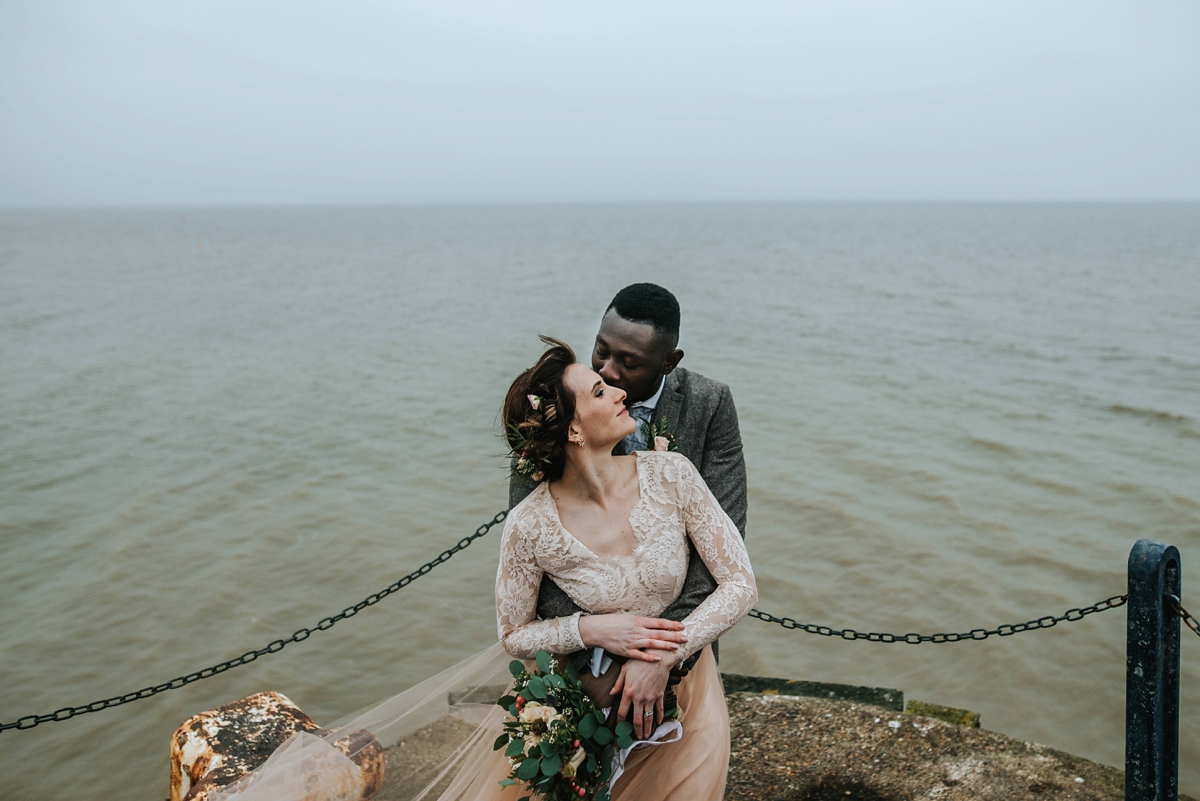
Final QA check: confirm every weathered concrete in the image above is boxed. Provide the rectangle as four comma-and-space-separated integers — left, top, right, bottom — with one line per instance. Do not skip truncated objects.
723, 673, 904, 712
724, 691, 1192, 801
906, 699, 981, 729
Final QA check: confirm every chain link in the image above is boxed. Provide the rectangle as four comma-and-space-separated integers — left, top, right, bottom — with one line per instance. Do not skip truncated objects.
0, 511, 509, 734
1167, 594, 1200, 638
748, 594, 1129, 643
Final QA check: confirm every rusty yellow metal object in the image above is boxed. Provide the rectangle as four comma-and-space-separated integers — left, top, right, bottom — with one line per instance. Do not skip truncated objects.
169, 691, 383, 801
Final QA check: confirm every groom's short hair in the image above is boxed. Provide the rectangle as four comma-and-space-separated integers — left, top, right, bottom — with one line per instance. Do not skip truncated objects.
607, 283, 680, 349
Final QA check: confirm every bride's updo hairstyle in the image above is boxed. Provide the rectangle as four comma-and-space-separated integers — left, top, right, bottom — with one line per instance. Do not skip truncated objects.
503, 336, 577, 484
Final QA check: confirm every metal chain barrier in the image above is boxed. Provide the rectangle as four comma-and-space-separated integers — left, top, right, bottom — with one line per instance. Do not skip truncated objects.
2, 508, 1193, 735
1167, 594, 1200, 638
748, 594, 1130, 643
0, 511, 509, 734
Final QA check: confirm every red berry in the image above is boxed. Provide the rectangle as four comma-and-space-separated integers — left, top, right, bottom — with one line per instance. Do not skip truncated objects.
573, 739, 580, 747
577, 787, 586, 797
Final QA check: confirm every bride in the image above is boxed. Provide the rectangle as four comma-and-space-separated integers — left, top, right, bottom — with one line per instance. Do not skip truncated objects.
213, 338, 756, 801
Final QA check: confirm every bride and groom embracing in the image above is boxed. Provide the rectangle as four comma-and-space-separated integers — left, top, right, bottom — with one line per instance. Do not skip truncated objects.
216, 284, 755, 801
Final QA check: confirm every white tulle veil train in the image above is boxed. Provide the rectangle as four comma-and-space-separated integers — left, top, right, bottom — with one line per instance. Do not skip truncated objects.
211, 644, 518, 801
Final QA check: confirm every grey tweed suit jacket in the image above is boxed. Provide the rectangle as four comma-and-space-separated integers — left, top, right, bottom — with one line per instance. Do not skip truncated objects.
508, 367, 748, 637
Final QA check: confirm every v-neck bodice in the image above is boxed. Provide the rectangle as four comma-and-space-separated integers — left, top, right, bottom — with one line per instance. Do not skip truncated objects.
543, 452, 647, 560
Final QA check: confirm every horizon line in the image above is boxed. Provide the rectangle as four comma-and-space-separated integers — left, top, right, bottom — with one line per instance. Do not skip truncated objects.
2, 198, 1199, 211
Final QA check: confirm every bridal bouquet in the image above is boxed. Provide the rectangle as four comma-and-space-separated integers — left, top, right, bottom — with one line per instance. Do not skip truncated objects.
494, 651, 636, 801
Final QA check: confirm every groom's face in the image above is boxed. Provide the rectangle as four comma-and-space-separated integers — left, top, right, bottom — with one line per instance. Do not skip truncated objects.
591, 309, 678, 405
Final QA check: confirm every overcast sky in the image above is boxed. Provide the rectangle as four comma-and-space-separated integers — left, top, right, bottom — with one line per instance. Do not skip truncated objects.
1, 1, 1197, 206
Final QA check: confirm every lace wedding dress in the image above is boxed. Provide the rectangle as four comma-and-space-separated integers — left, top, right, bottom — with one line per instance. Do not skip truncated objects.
213, 450, 756, 801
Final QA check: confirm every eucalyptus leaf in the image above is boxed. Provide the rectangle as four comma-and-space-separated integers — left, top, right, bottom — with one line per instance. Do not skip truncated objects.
577, 712, 597, 737
498, 779, 514, 787
539, 740, 556, 757
497, 694, 515, 709
593, 726, 613, 745
617, 733, 633, 749
535, 650, 553, 674
516, 758, 540, 780
505, 739, 525, 757
527, 676, 547, 699
541, 753, 561, 776
509, 660, 525, 678
492, 733, 508, 751
615, 720, 633, 737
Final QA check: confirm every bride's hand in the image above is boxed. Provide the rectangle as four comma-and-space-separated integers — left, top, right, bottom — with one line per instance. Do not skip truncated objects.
577, 614, 688, 661
610, 650, 677, 738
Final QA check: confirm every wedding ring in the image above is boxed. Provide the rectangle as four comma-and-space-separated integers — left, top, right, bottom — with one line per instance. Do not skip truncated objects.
643, 710, 653, 717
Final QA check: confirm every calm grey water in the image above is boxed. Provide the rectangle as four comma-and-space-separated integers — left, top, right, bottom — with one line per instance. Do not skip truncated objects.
1, 203, 1198, 798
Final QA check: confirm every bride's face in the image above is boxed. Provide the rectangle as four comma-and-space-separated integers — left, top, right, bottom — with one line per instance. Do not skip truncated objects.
563, 363, 638, 448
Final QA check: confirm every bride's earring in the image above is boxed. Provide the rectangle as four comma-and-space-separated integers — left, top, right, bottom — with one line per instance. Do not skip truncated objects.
577, 439, 584, 447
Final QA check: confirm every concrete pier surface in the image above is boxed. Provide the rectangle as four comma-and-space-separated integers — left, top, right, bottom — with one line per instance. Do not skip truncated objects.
171, 677, 1190, 801
726, 691, 1128, 801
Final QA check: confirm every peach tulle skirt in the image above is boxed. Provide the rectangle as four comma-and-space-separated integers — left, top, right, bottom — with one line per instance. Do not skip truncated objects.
210, 645, 728, 801
448, 646, 728, 801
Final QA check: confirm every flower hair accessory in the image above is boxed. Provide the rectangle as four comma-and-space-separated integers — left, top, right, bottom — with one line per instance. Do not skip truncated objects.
507, 421, 552, 483
527, 394, 542, 411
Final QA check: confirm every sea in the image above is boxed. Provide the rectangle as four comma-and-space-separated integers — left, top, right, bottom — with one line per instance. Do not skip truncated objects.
1, 203, 1197, 798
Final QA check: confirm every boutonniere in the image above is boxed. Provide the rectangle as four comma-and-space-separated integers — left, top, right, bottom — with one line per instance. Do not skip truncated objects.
641, 420, 678, 453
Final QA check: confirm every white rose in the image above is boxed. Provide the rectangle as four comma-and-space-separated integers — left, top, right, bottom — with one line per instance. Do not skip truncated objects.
653, 436, 669, 452
518, 701, 545, 724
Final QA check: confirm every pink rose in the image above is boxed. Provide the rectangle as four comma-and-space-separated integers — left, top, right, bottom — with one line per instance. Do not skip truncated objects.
653, 436, 669, 452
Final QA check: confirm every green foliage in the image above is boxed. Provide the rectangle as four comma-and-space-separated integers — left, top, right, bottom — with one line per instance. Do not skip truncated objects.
494, 649, 620, 800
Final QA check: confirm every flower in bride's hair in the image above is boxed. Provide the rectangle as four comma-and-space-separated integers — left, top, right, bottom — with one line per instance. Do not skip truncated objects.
654, 436, 670, 452
530, 471, 544, 482
527, 394, 541, 411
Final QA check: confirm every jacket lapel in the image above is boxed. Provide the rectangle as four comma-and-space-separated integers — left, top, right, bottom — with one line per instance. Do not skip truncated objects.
653, 370, 687, 453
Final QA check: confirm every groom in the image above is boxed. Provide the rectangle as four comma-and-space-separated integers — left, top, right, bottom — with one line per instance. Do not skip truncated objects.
509, 282, 748, 674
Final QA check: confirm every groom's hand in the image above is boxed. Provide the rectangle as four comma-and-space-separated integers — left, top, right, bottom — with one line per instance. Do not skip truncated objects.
578, 614, 687, 662
611, 650, 677, 739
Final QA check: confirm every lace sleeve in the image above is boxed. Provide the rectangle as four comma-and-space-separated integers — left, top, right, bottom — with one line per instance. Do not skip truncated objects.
495, 508, 585, 659
669, 455, 758, 662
